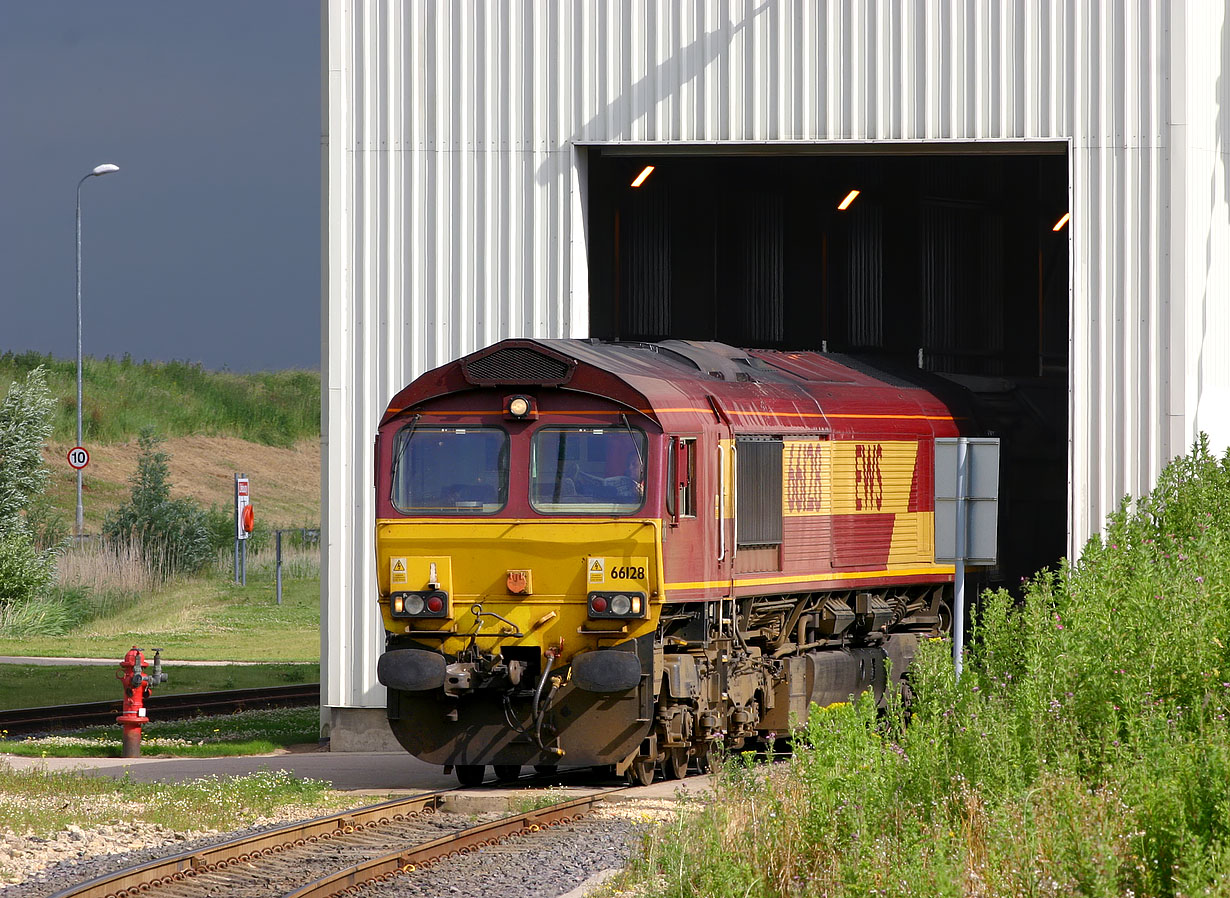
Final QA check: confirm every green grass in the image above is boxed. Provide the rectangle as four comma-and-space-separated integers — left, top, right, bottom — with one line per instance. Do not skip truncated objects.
0, 572, 320, 662
0, 706, 320, 758
0, 763, 350, 840
0, 663, 318, 710
0, 352, 319, 447
617, 436, 1230, 898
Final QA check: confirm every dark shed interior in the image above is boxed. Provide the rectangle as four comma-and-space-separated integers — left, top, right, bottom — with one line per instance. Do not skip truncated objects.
586, 147, 1070, 588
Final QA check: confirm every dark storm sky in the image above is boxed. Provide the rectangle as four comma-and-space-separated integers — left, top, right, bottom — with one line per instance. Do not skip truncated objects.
0, 3, 320, 372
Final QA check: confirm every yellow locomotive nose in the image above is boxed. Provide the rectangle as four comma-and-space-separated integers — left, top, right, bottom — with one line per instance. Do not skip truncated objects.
376, 518, 661, 660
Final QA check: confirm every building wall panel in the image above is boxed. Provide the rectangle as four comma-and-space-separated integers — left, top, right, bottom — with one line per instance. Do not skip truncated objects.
324, 0, 1230, 715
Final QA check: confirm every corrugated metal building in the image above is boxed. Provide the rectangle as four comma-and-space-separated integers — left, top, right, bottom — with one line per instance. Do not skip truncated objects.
322, 0, 1230, 746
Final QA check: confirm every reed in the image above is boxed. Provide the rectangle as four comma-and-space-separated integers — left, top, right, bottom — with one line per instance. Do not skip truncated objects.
57, 538, 157, 595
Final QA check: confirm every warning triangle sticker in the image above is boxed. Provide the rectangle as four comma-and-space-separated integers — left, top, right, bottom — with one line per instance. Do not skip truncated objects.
392, 560, 406, 572
589, 560, 602, 572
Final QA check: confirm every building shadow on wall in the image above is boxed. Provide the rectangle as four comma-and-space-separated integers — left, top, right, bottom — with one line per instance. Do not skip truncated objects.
534, 0, 773, 187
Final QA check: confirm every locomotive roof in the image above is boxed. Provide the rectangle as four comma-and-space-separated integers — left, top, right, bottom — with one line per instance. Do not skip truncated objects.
382, 338, 971, 437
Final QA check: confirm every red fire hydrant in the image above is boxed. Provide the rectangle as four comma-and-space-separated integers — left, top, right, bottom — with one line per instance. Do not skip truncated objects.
116, 647, 167, 758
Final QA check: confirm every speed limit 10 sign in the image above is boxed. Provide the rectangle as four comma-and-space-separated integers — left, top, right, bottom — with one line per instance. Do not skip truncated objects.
67, 446, 90, 470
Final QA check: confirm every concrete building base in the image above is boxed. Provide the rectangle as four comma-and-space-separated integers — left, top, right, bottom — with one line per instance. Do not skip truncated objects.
322, 706, 402, 752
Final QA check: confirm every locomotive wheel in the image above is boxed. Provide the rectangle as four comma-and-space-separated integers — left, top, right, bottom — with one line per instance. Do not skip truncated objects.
663, 748, 689, 780
693, 744, 712, 774
625, 756, 656, 787
493, 764, 522, 783
533, 764, 557, 775
456, 765, 485, 787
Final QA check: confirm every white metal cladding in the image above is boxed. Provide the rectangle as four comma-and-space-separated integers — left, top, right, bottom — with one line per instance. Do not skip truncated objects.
323, 0, 1230, 713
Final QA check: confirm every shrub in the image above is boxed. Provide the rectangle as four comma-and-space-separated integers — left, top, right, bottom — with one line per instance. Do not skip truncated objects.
103, 430, 211, 579
0, 367, 60, 607
0, 520, 57, 608
203, 504, 271, 555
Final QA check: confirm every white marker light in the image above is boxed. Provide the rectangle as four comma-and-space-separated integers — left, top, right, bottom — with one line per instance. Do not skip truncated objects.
1052, 212, 1071, 231
631, 165, 655, 188
837, 189, 860, 211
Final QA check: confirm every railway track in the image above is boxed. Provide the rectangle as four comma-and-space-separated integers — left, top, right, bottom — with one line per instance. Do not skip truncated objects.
47, 785, 618, 898
0, 684, 321, 736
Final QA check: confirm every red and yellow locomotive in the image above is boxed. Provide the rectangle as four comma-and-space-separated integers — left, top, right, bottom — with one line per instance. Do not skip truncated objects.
374, 339, 969, 785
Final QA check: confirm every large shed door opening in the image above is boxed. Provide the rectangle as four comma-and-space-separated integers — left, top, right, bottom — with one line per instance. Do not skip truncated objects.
586, 147, 1070, 588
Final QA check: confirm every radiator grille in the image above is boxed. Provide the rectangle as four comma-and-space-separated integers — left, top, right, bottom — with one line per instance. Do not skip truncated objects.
462, 346, 574, 386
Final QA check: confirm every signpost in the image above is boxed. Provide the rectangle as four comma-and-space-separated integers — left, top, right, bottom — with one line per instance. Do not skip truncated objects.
235, 474, 250, 585
935, 437, 1000, 679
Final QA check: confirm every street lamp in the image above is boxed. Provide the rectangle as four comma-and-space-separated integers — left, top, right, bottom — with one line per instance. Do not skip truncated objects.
75, 163, 120, 538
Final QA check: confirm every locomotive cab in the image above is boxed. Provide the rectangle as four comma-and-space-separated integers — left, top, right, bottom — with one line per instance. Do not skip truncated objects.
375, 350, 671, 781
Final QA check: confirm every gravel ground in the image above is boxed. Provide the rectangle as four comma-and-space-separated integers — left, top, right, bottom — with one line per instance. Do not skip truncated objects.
0, 798, 674, 898
0, 815, 299, 898
347, 802, 666, 898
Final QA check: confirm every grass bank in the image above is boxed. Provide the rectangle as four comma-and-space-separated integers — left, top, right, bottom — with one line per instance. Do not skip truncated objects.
0, 352, 320, 448
0, 541, 320, 663
620, 437, 1230, 898
0, 664, 318, 709
0, 575, 319, 662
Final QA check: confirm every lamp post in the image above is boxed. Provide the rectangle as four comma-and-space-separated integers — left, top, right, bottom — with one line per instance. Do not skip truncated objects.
75, 163, 120, 539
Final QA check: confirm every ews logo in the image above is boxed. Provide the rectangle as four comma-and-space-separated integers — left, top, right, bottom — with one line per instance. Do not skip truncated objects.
854, 443, 884, 511
785, 443, 825, 514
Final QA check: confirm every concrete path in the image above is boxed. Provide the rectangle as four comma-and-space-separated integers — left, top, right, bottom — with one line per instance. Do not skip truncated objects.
0, 749, 453, 794
0, 748, 712, 802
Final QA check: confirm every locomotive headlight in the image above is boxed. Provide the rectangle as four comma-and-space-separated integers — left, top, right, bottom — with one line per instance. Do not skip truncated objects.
504, 394, 537, 420
587, 591, 647, 620
390, 590, 449, 618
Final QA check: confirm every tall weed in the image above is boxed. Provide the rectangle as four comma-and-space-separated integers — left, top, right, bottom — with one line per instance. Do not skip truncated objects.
57, 539, 157, 595
630, 437, 1230, 898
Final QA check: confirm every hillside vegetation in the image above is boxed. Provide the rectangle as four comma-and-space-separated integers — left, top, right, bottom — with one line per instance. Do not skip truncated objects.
0, 352, 319, 447
0, 357, 322, 659
625, 437, 1230, 898
0, 353, 321, 533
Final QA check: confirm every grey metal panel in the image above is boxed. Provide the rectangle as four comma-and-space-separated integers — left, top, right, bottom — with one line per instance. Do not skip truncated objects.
324, 0, 1230, 712
735, 437, 784, 546
935, 438, 1001, 564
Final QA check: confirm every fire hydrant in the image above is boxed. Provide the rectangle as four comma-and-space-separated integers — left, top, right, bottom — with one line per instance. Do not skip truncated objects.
116, 647, 167, 758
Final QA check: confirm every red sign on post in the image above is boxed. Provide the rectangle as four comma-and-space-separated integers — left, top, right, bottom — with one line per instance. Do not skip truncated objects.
235, 475, 251, 541
68, 446, 90, 470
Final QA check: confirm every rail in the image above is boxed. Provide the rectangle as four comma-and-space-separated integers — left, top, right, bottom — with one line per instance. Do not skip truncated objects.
0, 684, 320, 736
47, 785, 620, 898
